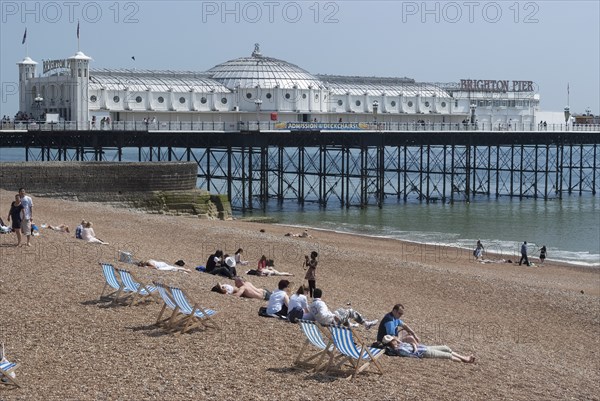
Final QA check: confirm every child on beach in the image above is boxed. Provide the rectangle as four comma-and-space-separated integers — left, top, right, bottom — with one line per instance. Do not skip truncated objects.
304, 251, 318, 298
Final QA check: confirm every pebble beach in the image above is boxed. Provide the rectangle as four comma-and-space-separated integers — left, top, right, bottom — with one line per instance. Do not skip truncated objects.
0, 189, 598, 401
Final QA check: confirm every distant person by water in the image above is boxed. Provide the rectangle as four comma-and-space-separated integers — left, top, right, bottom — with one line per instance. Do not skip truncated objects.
519, 241, 530, 266
538, 245, 547, 265
474, 240, 484, 260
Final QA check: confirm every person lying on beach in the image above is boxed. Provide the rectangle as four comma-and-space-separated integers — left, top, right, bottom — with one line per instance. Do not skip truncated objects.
284, 229, 311, 238
256, 255, 294, 276
211, 277, 271, 300
309, 288, 378, 329
46, 224, 70, 233
81, 221, 109, 245
382, 335, 475, 363
138, 259, 191, 273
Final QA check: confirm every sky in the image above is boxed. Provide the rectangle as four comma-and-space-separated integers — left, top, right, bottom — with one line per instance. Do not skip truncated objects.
1, 0, 599, 117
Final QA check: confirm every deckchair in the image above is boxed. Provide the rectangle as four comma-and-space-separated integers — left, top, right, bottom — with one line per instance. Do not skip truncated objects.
153, 282, 186, 331
0, 344, 20, 388
294, 319, 339, 372
117, 269, 158, 306
327, 324, 385, 380
99, 262, 133, 304
169, 287, 220, 334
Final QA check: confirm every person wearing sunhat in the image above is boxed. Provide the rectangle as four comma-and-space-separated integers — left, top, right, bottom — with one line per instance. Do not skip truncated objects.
382, 335, 475, 363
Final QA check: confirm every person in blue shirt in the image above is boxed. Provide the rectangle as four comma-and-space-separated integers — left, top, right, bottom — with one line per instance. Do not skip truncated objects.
376, 303, 420, 344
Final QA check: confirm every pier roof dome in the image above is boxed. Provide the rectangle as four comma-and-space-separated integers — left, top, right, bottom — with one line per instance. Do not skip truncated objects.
207, 44, 324, 90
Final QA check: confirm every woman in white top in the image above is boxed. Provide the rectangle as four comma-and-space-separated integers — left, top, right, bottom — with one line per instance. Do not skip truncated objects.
266, 279, 290, 317
81, 221, 109, 245
287, 285, 314, 323
234, 248, 249, 265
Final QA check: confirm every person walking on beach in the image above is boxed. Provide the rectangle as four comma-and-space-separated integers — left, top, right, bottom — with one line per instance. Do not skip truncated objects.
519, 241, 530, 266
304, 251, 318, 298
7, 194, 24, 246
538, 245, 547, 265
474, 240, 484, 260
18, 188, 33, 246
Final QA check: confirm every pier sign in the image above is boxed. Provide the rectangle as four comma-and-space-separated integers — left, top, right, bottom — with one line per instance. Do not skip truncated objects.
460, 79, 534, 92
43, 59, 69, 74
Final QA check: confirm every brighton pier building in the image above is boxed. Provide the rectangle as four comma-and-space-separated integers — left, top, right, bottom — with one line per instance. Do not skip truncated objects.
17, 44, 539, 130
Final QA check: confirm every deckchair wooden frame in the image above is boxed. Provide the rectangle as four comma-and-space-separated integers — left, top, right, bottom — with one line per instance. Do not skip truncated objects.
153, 282, 187, 331
169, 287, 220, 335
294, 320, 340, 372
0, 360, 19, 388
327, 325, 385, 380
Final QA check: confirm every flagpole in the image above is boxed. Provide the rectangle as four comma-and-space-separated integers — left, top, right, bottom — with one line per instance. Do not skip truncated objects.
77, 21, 80, 52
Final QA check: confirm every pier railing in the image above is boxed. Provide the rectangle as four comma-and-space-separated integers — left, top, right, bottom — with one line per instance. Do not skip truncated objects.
1, 120, 599, 132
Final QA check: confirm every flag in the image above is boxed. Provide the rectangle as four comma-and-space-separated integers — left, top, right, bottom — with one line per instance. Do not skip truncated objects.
567, 83, 569, 95
22, 28, 27, 44
131, 56, 136, 61
77, 21, 80, 39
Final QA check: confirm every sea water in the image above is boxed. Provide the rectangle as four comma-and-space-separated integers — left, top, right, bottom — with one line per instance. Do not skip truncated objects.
1, 147, 598, 267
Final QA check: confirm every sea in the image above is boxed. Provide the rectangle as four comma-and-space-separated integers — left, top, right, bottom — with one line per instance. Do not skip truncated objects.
1, 147, 598, 267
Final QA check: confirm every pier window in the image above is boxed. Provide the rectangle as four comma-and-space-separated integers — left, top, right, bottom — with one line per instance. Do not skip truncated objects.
424, 101, 430, 107
302, 94, 307, 99
355, 100, 361, 106
337, 100, 343, 106
90, 95, 97, 102
200, 97, 207, 104
113, 96, 120, 103
157, 96, 164, 104
285, 93, 291, 99
441, 101, 446, 108
408, 101, 413, 107
221, 97, 228, 104
391, 101, 396, 107
246, 93, 252, 99
266, 93, 272, 99
136, 96, 143, 103
179, 97, 186, 104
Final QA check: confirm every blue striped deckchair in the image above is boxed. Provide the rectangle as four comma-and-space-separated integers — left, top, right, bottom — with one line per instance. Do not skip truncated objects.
117, 269, 158, 306
169, 287, 220, 334
153, 282, 187, 331
294, 319, 338, 372
327, 325, 385, 380
99, 262, 133, 304
1, 344, 19, 388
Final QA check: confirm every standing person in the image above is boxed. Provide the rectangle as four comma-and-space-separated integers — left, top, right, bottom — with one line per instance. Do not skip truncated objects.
18, 188, 33, 247
7, 194, 24, 246
376, 303, 420, 344
538, 245, 547, 265
309, 288, 378, 329
519, 241, 530, 266
304, 251, 318, 298
474, 240, 484, 260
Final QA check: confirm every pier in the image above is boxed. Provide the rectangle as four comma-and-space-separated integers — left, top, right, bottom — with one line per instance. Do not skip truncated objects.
1, 124, 598, 210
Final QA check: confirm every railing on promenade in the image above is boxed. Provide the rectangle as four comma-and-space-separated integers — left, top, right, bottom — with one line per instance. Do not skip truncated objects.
1, 120, 599, 132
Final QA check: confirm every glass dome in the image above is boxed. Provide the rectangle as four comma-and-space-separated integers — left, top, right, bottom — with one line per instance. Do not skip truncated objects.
207, 44, 325, 90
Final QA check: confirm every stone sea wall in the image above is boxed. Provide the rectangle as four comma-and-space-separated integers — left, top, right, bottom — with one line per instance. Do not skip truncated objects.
0, 162, 231, 219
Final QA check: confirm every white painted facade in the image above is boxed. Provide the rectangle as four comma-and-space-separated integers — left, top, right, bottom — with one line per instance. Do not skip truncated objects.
17, 45, 540, 128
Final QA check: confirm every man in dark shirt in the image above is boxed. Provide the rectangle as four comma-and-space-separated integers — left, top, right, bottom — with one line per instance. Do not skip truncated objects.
377, 303, 420, 343
205, 250, 223, 273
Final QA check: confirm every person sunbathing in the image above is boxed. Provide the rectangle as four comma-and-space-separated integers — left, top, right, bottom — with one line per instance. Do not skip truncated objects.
256, 255, 294, 276
211, 277, 271, 300
46, 224, 70, 233
382, 335, 475, 363
138, 259, 191, 273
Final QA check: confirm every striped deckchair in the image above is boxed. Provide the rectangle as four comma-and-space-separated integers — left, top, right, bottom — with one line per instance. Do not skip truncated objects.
153, 282, 186, 331
0, 344, 19, 388
117, 269, 158, 306
294, 319, 338, 372
99, 262, 133, 304
169, 287, 220, 334
327, 325, 385, 380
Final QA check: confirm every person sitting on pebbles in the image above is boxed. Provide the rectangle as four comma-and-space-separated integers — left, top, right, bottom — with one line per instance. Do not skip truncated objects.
81, 221, 109, 245
285, 229, 312, 238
